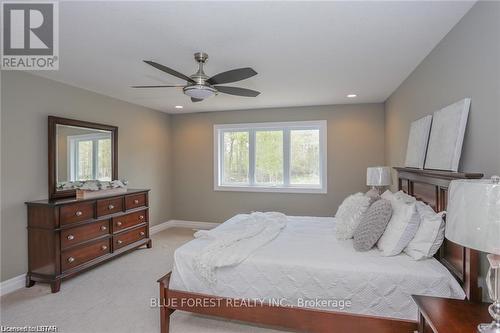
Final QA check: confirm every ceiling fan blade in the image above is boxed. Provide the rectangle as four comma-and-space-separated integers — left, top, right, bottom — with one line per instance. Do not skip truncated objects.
206, 67, 257, 85
215, 86, 260, 97
143, 60, 195, 83
131, 85, 184, 88
191, 97, 203, 103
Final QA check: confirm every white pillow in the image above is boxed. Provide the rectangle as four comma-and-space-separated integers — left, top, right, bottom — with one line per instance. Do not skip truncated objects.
377, 190, 420, 256
335, 193, 372, 240
429, 214, 446, 255
394, 191, 416, 204
405, 201, 445, 260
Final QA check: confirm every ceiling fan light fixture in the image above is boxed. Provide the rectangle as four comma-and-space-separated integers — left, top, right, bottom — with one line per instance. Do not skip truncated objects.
133, 53, 260, 102
183, 85, 217, 100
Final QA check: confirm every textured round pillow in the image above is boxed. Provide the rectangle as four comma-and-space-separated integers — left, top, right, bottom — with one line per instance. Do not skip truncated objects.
335, 193, 372, 240
353, 199, 393, 252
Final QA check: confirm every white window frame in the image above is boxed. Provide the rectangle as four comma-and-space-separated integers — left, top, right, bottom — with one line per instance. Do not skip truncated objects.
68, 133, 111, 181
214, 120, 327, 194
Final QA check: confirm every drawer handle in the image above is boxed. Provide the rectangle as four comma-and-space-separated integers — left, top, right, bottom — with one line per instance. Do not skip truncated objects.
67, 257, 75, 263
67, 234, 75, 240
140, 231, 145, 236
139, 215, 144, 220
101, 225, 107, 231
134, 199, 139, 204
101, 245, 108, 251
116, 221, 122, 227
117, 240, 123, 245
75, 211, 83, 217
108, 204, 115, 210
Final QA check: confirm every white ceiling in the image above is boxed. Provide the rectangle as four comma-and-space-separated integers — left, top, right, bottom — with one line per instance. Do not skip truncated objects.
32, 1, 474, 114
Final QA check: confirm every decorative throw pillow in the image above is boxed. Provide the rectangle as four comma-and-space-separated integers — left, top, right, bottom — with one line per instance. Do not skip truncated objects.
335, 193, 372, 240
369, 195, 380, 206
353, 199, 393, 251
377, 190, 421, 256
405, 201, 445, 260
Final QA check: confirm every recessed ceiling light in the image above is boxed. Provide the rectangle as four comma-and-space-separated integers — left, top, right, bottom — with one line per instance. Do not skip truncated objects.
175, 105, 183, 109
347, 94, 357, 98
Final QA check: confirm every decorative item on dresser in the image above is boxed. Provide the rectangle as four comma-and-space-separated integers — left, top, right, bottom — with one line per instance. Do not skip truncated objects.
25, 189, 151, 293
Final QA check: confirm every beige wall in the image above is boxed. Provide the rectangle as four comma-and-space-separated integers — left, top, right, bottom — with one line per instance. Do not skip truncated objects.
171, 104, 385, 222
386, 1, 500, 179
385, 1, 500, 298
1, 71, 173, 281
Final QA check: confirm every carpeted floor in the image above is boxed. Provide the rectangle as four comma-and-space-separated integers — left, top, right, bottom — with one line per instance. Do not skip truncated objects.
0, 228, 284, 333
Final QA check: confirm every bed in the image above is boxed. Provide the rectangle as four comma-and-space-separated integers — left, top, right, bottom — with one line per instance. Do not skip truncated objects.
158, 167, 483, 333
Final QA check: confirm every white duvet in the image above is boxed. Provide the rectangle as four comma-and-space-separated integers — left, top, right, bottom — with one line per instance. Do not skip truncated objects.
170, 215, 465, 321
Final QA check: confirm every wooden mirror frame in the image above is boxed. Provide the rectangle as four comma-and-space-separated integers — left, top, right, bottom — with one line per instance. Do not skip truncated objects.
48, 116, 118, 199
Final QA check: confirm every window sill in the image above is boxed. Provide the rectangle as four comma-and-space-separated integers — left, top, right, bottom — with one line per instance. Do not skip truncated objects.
214, 185, 327, 194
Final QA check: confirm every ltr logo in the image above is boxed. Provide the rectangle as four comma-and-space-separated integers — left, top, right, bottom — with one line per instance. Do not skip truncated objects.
1, 2, 59, 70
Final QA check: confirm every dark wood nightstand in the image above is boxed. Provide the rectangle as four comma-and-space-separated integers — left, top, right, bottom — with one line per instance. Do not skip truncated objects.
412, 295, 490, 333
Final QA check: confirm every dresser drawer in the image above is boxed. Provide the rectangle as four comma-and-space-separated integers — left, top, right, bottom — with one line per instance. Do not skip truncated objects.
61, 238, 110, 271
112, 210, 147, 233
60, 202, 95, 225
61, 220, 110, 249
125, 193, 147, 210
96, 197, 123, 217
114, 226, 147, 250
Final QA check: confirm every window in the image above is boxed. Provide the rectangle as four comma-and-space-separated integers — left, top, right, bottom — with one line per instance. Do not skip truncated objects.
68, 133, 112, 181
214, 121, 327, 193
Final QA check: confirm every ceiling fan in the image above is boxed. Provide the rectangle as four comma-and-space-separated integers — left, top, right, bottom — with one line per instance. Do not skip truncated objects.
132, 52, 260, 103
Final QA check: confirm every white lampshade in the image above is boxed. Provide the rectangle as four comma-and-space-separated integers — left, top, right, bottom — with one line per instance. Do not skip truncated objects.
366, 167, 391, 186
445, 177, 500, 255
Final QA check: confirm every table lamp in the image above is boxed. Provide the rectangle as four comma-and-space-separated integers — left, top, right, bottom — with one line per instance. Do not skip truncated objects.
446, 176, 500, 333
366, 167, 391, 194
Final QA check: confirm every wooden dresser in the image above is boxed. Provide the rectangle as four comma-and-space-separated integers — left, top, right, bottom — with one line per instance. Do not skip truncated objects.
25, 189, 151, 293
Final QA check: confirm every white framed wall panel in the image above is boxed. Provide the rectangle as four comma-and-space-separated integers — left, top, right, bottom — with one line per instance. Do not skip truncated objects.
424, 98, 470, 172
405, 115, 433, 169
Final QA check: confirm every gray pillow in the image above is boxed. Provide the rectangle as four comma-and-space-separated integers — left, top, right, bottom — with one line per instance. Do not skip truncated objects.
353, 199, 393, 252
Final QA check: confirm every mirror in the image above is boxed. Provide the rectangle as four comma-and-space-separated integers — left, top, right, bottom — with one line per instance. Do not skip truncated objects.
56, 125, 112, 183
49, 116, 118, 199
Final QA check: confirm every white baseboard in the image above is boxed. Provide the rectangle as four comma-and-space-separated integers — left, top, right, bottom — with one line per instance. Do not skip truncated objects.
0, 220, 217, 297
150, 219, 219, 234
0, 274, 25, 297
